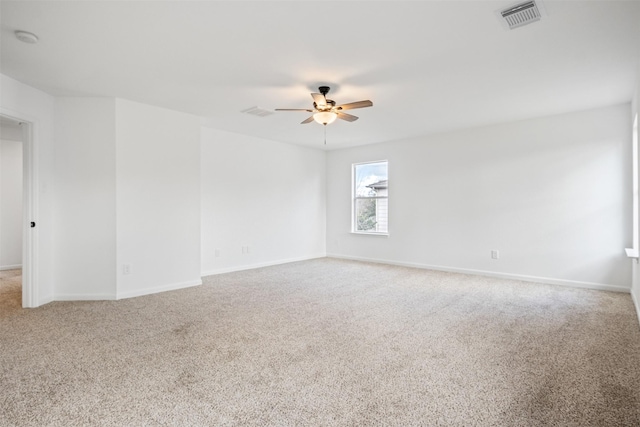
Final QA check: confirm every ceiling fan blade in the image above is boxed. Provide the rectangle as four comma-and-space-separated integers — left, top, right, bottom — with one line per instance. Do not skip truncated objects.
311, 92, 327, 108
337, 112, 359, 122
301, 116, 315, 124
275, 108, 313, 112
336, 100, 373, 111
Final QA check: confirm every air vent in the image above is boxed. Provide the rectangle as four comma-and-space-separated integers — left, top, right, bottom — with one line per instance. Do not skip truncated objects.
497, 1, 544, 30
241, 106, 274, 117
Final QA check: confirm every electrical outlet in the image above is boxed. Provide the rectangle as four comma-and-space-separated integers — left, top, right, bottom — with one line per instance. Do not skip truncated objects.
491, 250, 499, 260
123, 264, 132, 275
215, 249, 221, 258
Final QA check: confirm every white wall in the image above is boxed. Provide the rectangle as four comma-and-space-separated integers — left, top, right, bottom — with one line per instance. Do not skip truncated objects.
327, 104, 632, 291
2, 71, 633, 307
54, 98, 116, 299
0, 123, 22, 141
631, 68, 640, 321
115, 99, 201, 298
0, 74, 56, 306
201, 127, 326, 275
0, 138, 23, 269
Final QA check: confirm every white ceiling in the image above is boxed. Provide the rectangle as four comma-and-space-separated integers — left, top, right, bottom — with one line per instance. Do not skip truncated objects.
1, 1, 639, 150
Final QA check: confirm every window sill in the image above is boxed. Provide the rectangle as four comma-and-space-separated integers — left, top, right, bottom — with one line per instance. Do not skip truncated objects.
625, 248, 638, 259
350, 231, 389, 237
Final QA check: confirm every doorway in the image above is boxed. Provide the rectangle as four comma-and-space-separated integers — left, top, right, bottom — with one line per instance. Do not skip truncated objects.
0, 113, 35, 309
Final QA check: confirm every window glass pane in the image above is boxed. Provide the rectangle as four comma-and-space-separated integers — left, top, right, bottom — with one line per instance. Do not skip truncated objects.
353, 160, 388, 234
355, 198, 388, 233
355, 161, 388, 197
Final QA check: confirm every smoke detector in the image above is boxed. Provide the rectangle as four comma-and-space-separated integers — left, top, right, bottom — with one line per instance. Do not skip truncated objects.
15, 30, 39, 44
496, 1, 546, 30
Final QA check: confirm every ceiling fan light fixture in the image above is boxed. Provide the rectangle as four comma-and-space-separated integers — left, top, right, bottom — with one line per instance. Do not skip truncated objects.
313, 111, 337, 125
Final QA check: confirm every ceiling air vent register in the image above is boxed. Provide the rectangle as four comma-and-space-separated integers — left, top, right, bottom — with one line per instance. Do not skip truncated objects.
241, 106, 274, 117
497, 1, 545, 30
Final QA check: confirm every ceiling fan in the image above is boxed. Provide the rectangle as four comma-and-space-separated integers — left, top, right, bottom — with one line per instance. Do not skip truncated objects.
276, 86, 373, 125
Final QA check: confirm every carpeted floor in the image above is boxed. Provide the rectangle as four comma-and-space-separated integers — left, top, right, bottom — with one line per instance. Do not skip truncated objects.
1, 258, 640, 426
0, 268, 21, 320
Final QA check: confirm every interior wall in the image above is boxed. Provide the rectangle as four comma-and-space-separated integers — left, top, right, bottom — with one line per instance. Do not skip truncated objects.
631, 68, 640, 319
327, 103, 632, 291
53, 98, 117, 299
0, 122, 22, 141
0, 137, 23, 269
200, 127, 326, 275
0, 73, 56, 306
115, 99, 201, 298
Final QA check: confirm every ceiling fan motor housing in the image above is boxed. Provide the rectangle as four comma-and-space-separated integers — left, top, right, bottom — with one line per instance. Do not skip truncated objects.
314, 99, 336, 111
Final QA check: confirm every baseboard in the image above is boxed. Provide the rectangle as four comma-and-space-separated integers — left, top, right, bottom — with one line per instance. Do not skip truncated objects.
51, 279, 204, 302
0, 264, 22, 271
53, 293, 117, 301
201, 254, 326, 277
116, 279, 202, 300
327, 254, 631, 293
632, 290, 640, 327
39, 295, 54, 307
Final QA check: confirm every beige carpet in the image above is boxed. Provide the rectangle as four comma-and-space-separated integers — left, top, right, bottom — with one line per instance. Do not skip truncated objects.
1, 258, 640, 426
0, 269, 21, 320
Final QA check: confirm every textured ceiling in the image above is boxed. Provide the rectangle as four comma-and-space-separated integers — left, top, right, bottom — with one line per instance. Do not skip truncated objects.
1, 1, 639, 150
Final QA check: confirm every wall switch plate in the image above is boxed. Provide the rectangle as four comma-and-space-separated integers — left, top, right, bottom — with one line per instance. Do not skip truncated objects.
491, 250, 499, 259
215, 249, 220, 257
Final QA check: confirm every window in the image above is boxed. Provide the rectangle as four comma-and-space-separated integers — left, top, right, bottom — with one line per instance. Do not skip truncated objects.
353, 160, 388, 234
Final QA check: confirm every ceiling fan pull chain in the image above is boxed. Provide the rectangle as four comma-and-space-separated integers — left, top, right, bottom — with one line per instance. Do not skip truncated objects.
324, 125, 327, 145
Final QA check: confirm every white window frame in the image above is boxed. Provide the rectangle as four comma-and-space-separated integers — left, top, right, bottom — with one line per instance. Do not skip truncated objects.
626, 114, 639, 259
352, 160, 389, 236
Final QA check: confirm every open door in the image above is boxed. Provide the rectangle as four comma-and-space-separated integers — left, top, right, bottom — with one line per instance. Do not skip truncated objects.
0, 113, 37, 308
